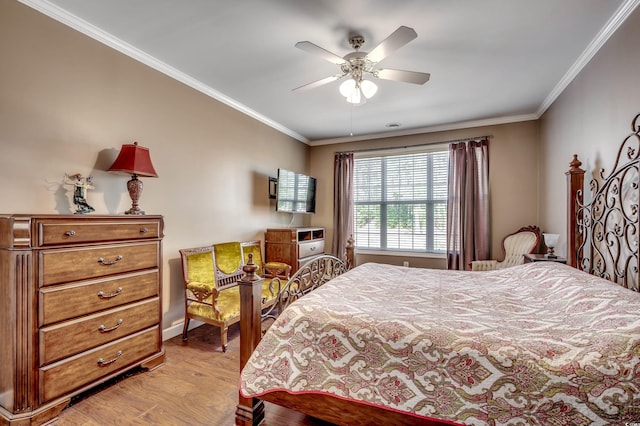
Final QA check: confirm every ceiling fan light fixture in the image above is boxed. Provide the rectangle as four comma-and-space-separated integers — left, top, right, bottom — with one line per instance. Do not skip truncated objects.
360, 80, 378, 99
339, 78, 356, 97
340, 78, 376, 104
346, 88, 363, 104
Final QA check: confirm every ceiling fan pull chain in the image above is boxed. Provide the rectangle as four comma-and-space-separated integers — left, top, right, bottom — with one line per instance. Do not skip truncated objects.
350, 106, 354, 137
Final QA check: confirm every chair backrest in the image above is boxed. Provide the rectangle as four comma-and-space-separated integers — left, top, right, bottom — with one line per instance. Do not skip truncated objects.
501, 226, 541, 267
240, 240, 264, 276
212, 241, 244, 288
180, 246, 215, 287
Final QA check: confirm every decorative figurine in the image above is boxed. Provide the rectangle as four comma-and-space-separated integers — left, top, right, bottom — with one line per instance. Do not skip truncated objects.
65, 173, 95, 214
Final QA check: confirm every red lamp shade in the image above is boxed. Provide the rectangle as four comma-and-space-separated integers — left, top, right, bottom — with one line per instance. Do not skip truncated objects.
108, 141, 158, 177
108, 141, 158, 215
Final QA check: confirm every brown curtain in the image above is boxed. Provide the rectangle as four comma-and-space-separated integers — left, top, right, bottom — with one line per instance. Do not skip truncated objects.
332, 152, 354, 260
446, 139, 490, 270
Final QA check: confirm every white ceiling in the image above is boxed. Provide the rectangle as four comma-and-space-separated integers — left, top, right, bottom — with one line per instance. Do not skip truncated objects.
22, 0, 638, 144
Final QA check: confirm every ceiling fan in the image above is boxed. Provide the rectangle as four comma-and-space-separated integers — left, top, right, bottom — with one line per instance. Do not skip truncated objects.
293, 26, 430, 104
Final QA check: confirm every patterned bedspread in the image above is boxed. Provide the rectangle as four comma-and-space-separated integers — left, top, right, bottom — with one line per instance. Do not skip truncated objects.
240, 262, 640, 425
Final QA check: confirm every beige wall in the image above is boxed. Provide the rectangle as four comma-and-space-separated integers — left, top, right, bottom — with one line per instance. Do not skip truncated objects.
310, 120, 540, 267
6, 0, 637, 338
539, 5, 640, 257
0, 2, 311, 335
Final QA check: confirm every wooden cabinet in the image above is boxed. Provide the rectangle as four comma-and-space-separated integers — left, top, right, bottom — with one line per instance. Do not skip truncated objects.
0, 215, 164, 425
265, 227, 325, 275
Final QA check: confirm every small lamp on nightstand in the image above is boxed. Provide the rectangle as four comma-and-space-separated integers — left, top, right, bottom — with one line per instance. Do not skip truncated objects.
543, 233, 560, 259
108, 141, 158, 215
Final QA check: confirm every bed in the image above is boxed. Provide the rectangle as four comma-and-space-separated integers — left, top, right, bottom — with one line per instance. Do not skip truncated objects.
235, 113, 640, 425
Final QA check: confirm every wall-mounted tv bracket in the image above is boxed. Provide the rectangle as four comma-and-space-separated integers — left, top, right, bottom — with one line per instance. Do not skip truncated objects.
268, 177, 277, 199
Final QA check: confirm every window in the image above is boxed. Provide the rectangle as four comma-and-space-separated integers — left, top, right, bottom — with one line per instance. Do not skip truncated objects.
353, 149, 448, 253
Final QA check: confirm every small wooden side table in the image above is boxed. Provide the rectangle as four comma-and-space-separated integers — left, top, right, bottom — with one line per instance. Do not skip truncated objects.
524, 253, 567, 264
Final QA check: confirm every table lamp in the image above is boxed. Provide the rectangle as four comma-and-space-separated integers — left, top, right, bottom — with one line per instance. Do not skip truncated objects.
108, 141, 158, 215
543, 233, 560, 259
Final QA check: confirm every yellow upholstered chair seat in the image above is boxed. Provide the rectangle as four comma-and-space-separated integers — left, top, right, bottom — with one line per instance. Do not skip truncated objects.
264, 262, 290, 276
186, 285, 241, 322
186, 280, 277, 322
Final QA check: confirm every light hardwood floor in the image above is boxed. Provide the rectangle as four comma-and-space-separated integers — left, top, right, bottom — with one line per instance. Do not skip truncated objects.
52, 324, 333, 426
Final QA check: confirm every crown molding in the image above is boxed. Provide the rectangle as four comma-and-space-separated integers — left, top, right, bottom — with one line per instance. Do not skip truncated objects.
18, 0, 638, 146
537, 0, 640, 117
308, 114, 538, 146
17, 0, 310, 144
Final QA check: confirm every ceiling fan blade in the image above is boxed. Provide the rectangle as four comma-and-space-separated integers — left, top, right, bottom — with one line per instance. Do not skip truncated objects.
295, 41, 345, 65
292, 74, 343, 92
366, 26, 418, 63
375, 69, 430, 85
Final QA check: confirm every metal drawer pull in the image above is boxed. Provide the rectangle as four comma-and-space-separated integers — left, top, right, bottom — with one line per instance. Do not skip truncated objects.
98, 255, 123, 265
97, 287, 123, 299
98, 319, 123, 333
65, 230, 76, 237
140, 227, 149, 233
97, 350, 122, 367
310, 246, 316, 251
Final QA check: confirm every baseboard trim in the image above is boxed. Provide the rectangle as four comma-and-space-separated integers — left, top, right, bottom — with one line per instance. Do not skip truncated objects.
162, 320, 203, 342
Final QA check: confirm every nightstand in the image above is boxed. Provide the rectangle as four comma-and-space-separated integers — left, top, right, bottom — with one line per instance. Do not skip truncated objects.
524, 253, 567, 264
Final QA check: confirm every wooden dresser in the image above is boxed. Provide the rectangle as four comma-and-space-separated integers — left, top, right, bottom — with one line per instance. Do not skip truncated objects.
265, 227, 325, 275
0, 214, 165, 425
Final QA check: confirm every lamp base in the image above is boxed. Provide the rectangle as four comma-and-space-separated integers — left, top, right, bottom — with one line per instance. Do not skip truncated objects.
546, 247, 557, 259
124, 207, 145, 215
125, 175, 146, 215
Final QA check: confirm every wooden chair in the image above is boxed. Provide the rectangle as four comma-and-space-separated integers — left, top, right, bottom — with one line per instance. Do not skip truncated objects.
240, 240, 291, 280
179, 241, 289, 352
471, 226, 542, 271
179, 245, 237, 352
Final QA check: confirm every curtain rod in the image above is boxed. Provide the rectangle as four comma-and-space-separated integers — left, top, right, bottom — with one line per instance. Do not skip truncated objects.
335, 135, 491, 155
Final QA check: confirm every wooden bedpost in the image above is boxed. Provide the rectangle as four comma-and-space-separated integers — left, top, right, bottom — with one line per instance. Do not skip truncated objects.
566, 154, 585, 268
235, 254, 265, 426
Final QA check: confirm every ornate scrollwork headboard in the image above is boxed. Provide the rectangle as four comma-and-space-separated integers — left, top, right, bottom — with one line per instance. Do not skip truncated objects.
567, 113, 640, 291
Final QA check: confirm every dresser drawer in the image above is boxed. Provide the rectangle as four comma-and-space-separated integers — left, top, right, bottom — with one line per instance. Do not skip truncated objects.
39, 242, 159, 286
39, 270, 159, 326
40, 298, 159, 365
37, 220, 160, 246
39, 327, 160, 403
296, 255, 324, 272
298, 239, 324, 259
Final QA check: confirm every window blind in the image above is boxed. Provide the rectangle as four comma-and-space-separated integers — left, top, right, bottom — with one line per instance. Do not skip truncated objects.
354, 150, 448, 252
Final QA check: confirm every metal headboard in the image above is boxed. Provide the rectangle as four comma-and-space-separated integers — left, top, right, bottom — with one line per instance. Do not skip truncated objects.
569, 113, 640, 291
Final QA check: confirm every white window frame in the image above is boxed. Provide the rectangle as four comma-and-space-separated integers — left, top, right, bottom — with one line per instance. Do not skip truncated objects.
353, 145, 448, 255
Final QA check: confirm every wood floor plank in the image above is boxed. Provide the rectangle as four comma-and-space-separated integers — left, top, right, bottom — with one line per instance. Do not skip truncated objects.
51, 324, 334, 425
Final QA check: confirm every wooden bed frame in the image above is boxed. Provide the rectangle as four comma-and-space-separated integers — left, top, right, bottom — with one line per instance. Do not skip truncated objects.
235, 112, 640, 426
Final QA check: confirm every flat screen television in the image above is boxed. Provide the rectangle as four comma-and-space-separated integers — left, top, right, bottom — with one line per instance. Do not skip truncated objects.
275, 168, 317, 214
